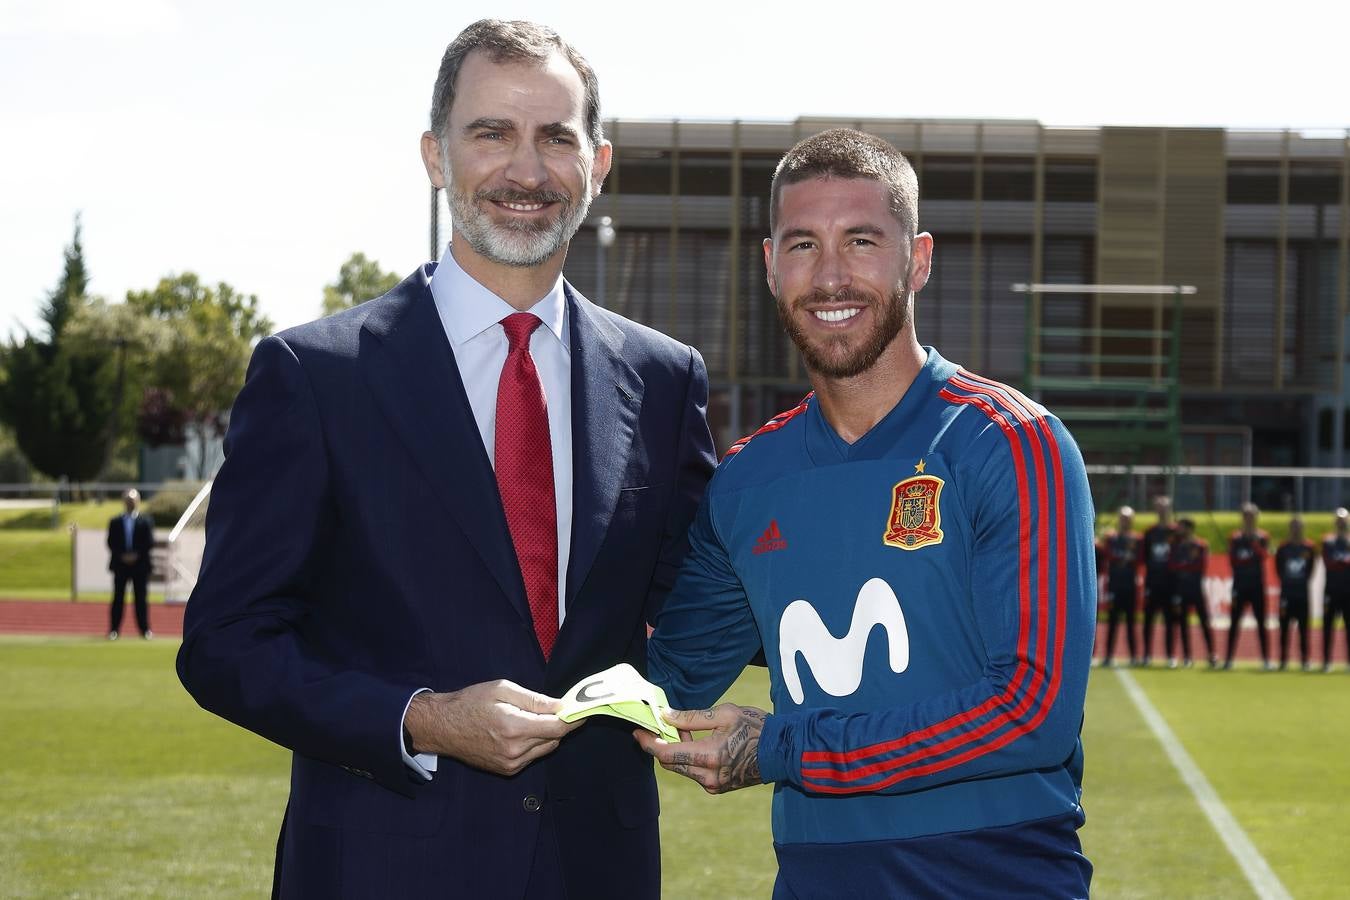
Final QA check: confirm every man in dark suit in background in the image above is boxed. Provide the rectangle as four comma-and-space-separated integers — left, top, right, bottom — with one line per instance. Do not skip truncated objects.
107, 488, 153, 640
176, 19, 715, 899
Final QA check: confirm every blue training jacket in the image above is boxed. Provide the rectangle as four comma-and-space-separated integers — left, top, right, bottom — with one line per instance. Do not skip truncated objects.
648, 348, 1096, 896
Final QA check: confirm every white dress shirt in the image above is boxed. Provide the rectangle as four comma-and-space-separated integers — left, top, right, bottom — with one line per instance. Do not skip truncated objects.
402, 245, 575, 778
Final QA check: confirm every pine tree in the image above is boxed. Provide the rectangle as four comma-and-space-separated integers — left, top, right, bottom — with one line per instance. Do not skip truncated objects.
40, 213, 90, 344
0, 216, 120, 482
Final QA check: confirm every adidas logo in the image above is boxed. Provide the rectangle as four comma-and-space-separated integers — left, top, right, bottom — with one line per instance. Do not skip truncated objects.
753, 520, 787, 555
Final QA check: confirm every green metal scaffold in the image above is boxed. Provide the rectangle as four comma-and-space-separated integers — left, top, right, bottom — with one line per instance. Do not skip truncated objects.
1014, 283, 1194, 511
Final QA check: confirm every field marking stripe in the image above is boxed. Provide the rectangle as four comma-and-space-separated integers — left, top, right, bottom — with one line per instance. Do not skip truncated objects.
1115, 670, 1291, 900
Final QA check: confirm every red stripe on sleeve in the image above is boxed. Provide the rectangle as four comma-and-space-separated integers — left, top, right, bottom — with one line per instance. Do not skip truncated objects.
722, 393, 813, 459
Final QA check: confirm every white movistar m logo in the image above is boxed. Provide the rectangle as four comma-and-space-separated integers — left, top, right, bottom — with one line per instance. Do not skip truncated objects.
779, 578, 910, 705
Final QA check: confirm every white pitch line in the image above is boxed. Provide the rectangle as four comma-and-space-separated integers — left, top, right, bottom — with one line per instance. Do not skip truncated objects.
1114, 669, 1292, 900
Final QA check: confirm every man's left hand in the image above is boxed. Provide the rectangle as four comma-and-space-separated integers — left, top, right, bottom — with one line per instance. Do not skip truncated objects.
633, 703, 766, 794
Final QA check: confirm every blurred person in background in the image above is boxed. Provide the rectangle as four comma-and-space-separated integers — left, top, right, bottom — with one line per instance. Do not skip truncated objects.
1096, 505, 1141, 666
1140, 495, 1179, 666
1322, 507, 1350, 672
106, 488, 153, 640
1275, 517, 1316, 670
1168, 517, 1216, 668
1226, 502, 1272, 670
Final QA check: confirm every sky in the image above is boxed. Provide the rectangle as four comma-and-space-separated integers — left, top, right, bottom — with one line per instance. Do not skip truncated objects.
2, 0, 1346, 339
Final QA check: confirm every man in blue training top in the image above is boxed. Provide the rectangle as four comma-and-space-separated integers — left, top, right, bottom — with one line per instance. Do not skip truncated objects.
636, 128, 1096, 899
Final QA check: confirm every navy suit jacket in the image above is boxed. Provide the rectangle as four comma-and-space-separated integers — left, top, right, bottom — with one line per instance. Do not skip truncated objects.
107, 514, 154, 576
177, 265, 716, 898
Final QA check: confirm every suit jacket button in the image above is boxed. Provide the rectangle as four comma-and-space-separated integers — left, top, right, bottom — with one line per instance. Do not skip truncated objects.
522, 794, 542, 812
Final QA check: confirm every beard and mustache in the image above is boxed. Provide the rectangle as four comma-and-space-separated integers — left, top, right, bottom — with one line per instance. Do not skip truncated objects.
777, 284, 910, 379
443, 149, 594, 269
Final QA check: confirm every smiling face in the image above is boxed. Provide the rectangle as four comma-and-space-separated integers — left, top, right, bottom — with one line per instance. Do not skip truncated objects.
421, 49, 611, 270
764, 176, 931, 380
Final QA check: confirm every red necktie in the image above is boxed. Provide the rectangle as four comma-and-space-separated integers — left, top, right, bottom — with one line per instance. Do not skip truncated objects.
495, 313, 559, 659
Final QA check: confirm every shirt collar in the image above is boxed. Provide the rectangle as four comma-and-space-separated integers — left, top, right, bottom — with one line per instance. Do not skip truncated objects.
429, 243, 567, 347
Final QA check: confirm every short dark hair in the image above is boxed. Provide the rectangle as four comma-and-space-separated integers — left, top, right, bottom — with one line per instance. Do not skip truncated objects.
1178, 517, 1196, 530
769, 128, 919, 237
430, 19, 603, 150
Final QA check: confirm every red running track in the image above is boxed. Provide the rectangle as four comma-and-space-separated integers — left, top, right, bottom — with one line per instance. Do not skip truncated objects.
0, 599, 184, 637
1098, 619, 1350, 667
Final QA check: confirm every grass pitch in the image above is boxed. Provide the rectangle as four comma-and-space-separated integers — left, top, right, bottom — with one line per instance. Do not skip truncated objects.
1117, 665, 1350, 899
0, 638, 286, 898
1, 638, 1346, 898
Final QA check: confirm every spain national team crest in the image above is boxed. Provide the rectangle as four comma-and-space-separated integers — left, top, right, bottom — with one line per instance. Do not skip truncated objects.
883, 472, 945, 550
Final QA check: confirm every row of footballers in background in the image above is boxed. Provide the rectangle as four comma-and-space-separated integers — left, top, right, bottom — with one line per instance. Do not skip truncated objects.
1095, 499, 1350, 671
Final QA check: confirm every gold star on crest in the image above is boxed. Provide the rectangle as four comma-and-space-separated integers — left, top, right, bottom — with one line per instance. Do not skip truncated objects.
914, 459, 926, 474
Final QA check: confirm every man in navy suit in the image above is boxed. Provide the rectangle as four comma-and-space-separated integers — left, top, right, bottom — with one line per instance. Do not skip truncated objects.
177, 19, 715, 899
107, 488, 154, 639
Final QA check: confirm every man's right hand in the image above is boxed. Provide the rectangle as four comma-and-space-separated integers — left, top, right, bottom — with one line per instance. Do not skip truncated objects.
403, 680, 580, 776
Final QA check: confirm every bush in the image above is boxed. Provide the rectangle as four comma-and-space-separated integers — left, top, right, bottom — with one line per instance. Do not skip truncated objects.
0, 427, 33, 483
98, 455, 138, 484
142, 481, 207, 529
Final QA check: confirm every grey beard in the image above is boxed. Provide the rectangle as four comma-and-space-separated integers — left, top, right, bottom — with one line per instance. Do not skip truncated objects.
442, 159, 592, 268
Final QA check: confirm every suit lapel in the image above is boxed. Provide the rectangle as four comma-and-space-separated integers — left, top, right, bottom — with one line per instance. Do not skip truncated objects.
360, 268, 529, 624
565, 285, 643, 608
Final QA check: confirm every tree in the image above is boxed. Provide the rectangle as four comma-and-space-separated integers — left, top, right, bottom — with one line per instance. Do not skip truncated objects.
0, 341, 117, 483
40, 213, 89, 341
0, 216, 122, 483
63, 297, 173, 454
321, 252, 401, 316
126, 273, 273, 477
128, 272, 271, 340
136, 387, 188, 448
